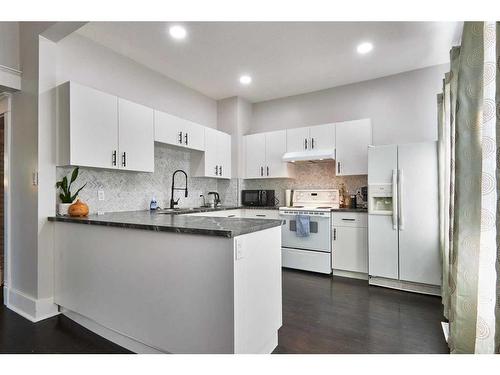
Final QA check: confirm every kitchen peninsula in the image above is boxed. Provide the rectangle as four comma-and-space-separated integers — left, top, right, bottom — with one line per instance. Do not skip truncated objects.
48, 210, 283, 354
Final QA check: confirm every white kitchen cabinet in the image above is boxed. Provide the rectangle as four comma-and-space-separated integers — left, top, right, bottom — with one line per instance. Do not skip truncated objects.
335, 119, 372, 176
309, 123, 336, 151
286, 123, 335, 152
332, 212, 368, 275
154, 110, 205, 151
286, 127, 310, 152
192, 127, 231, 179
244, 133, 267, 178
57, 81, 154, 172
58, 81, 119, 169
118, 98, 154, 172
244, 130, 294, 179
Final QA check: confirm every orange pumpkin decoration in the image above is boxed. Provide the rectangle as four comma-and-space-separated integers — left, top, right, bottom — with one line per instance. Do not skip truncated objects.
68, 199, 89, 217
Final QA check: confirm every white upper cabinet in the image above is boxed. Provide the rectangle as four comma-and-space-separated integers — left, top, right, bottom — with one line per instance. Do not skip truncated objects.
154, 110, 205, 151
286, 127, 310, 152
244, 130, 295, 179
286, 123, 335, 153
245, 133, 266, 178
58, 81, 119, 169
57, 82, 154, 172
335, 119, 372, 176
118, 98, 154, 172
309, 123, 335, 151
192, 127, 231, 179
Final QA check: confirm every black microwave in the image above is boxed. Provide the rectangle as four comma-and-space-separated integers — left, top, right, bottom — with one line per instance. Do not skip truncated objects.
241, 190, 276, 207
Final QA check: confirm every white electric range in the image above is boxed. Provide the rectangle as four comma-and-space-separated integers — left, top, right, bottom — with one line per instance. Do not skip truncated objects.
279, 189, 339, 274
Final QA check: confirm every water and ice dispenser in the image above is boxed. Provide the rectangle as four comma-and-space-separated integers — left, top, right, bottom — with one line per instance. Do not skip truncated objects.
368, 183, 394, 215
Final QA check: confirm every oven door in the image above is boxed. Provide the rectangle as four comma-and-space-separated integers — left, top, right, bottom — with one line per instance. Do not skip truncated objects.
280, 213, 331, 252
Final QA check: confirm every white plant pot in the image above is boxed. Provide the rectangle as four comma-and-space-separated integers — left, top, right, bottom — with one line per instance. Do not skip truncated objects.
57, 203, 72, 216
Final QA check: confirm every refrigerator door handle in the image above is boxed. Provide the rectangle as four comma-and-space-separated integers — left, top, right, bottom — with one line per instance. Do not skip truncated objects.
398, 169, 404, 230
392, 169, 398, 230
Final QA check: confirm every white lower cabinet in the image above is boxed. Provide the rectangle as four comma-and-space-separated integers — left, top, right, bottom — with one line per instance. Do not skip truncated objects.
332, 212, 368, 275
192, 127, 231, 179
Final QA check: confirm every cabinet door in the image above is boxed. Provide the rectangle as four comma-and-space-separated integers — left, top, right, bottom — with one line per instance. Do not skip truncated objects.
286, 127, 310, 152
217, 131, 232, 179
118, 98, 154, 172
309, 123, 335, 150
69, 82, 118, 169
332, 226, 368, 273
154, 111, 186, 147
183, 121, 205, 151
245, 133, 266, 178
204, 127, 219, 178
265, 130, 288, 177
335, 119, 372, 176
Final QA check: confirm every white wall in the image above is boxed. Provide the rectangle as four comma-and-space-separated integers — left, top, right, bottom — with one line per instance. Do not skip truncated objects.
56, 33, 217, 128
251, 64, 448, 145
0, 22, 20, 70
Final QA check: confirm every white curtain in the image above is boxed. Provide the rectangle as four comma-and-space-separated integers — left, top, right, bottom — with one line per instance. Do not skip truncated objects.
438, 21, 499, 354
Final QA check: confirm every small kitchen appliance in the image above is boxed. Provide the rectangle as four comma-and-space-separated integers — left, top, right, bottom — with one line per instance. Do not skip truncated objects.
279, 189, 339, 274
241, 190, 276, 207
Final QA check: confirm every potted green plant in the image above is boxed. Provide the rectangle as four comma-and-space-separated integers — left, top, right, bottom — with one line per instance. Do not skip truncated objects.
56, 167, 87, 216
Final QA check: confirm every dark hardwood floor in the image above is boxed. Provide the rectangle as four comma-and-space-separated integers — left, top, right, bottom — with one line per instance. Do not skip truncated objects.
0, 269, 448, 354
273, 269, 449, 354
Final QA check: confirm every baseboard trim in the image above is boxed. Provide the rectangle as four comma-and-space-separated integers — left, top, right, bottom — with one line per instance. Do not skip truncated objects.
61, 307, 165, 354
368, 276, 441, 296
4, 286, 60, 322
332, 269, 368, 280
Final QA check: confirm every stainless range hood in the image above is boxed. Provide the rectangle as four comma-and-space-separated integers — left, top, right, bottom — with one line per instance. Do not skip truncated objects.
282, 148, 336, 162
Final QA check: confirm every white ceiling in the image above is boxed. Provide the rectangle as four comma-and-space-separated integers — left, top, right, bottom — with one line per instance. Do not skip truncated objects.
77, 22, 462, 103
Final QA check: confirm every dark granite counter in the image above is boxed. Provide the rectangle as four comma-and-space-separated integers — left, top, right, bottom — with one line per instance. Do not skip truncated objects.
331, 208, 368, 213
48, 209, 282, 238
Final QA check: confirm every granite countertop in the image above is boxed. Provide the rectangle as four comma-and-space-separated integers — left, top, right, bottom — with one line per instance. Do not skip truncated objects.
48, 209, 282, 238
331, 207, 368, 213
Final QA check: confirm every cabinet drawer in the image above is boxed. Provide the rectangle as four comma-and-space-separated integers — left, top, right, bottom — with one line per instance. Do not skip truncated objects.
332, 212, 367, 228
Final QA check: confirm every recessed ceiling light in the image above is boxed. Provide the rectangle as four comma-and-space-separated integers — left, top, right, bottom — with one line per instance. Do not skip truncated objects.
239, 75, 252, 85
357, 42, 373, 54
169, 25, 187, 40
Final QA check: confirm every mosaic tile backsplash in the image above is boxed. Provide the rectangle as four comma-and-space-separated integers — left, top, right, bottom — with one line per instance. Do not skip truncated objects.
57, 146, 367, 213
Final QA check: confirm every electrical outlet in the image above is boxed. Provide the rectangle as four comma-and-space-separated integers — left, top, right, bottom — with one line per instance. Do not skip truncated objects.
98, 189, 105, 201
235, 239, 244, 260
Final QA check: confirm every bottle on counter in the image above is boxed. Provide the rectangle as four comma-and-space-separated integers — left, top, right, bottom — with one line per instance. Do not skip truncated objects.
150, 196, 158, 211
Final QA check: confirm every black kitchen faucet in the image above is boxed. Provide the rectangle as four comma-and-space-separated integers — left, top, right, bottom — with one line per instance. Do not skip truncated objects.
170, 169, 188, 209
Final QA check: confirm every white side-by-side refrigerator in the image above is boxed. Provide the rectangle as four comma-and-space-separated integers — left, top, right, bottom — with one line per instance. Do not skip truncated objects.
367, 142, 441, 294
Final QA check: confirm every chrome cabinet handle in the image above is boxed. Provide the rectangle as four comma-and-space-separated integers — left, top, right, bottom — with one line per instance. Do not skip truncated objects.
305, 138, 308, 150
261, 166, 264, 176
311, 138, 314, 149
122, 152, 126, 167
219, 165, 222, 176
215, 166, 218, 176
178, 131, 183, 144
185, 132, 188, 145
267, 166, 269, 176
256, 214, 266, 217
112, 150, 117, 166
337, 161, 341, 174
333, 228, 336, 240
341, 218, 355, 221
